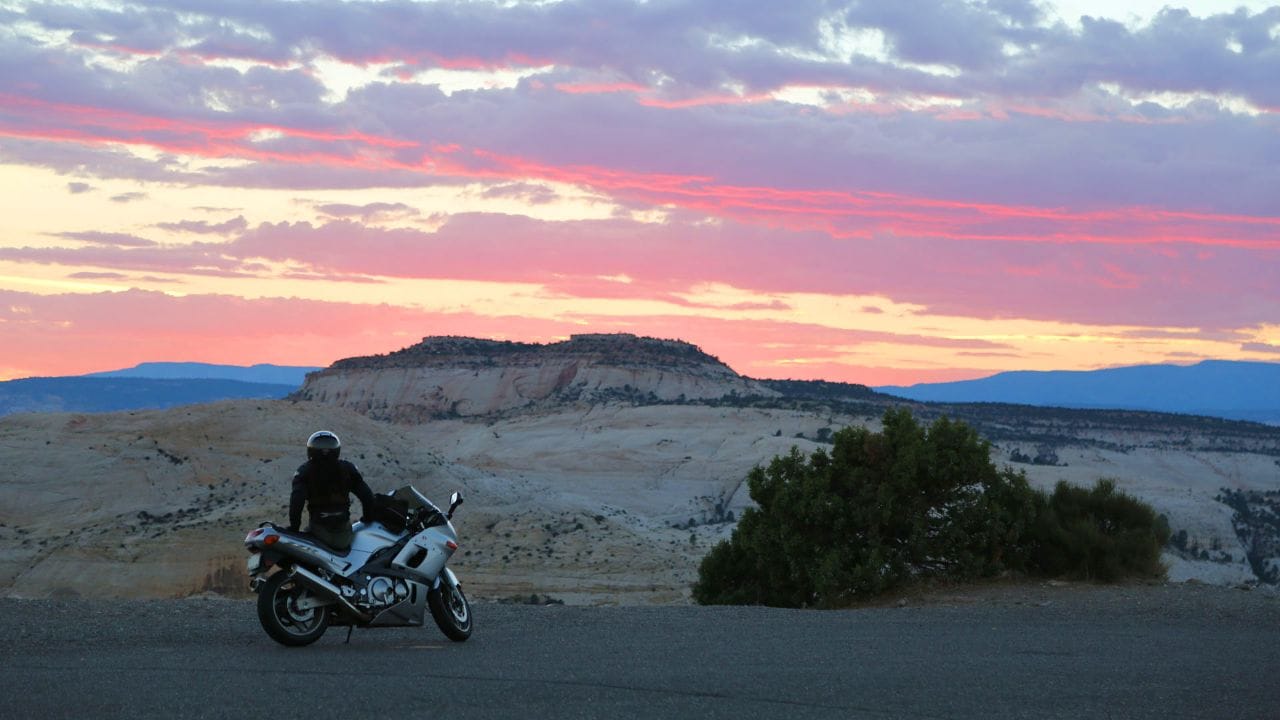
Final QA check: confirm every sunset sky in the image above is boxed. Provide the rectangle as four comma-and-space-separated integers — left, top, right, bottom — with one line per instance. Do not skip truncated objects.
1, 0, 1278, 386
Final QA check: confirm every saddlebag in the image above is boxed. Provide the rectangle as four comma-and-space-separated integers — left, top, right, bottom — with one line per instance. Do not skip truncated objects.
370, 493, 409, 533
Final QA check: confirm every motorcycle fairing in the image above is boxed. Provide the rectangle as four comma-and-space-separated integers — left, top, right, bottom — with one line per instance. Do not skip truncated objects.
369, 581, 429, 627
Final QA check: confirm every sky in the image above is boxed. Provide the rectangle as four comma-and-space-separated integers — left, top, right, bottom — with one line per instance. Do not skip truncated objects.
0, 0, 1277, 386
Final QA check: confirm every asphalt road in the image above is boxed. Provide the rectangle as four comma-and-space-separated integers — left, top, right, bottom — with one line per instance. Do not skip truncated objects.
2, 584, 1278, 720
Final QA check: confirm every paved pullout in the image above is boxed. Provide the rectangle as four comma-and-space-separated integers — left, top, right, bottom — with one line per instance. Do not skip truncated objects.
1, 583, 1278, 719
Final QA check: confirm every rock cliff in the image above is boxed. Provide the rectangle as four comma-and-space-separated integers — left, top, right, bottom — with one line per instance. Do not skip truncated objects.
293, 334, 779, 422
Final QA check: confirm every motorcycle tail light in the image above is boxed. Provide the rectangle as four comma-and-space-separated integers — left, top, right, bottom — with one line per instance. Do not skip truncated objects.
446, 541, 458, 550
264, 534, 279, 546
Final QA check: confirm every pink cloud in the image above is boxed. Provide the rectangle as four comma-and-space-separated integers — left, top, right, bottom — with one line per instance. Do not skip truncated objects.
635, 91, 775, 109
155, 217, 249, 235
8, 206, 1277, 332
5, 89, 1277, 252
553, 82, 648, 95
67, 271, 127, 280
0, 93, 419, 167
438, 148, 1280, 250
0, 244, 253, 278
56, 231, 156, 248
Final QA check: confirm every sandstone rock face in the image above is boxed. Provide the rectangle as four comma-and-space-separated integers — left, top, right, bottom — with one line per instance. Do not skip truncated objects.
293, 334, 778, 422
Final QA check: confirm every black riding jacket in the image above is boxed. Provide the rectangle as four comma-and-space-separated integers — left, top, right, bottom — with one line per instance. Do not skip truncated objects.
288, 458, 374, 531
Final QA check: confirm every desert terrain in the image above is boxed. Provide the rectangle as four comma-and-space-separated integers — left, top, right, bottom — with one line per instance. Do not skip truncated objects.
2, 334, 1277, 603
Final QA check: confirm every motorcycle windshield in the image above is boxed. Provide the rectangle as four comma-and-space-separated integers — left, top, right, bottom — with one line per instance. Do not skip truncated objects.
391, 485, 441, 514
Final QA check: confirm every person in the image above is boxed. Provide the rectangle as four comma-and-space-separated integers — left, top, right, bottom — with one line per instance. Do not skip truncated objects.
288, 430, 374, 552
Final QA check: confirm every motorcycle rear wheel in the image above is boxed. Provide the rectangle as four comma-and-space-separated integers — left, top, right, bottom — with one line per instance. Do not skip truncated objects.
428, 582, 472, 642
257, 571, 331, 646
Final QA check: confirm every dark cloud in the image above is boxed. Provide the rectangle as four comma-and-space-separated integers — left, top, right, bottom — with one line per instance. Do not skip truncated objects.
67, 181, 93, 194
110, 191, 148, 203
4, 0, 1278, 215
27, 2, 185, 56
988, 7, 1280, 106
24, 0, 1270, 104
842, 0, 1028, 70
982, 0, 1044, 26
0, 138, 201, 186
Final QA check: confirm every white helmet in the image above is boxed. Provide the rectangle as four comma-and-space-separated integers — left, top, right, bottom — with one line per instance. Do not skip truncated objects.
306, 430, 341, 461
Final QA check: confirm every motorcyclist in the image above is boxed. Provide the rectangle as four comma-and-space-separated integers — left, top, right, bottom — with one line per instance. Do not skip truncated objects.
288, 430, 374, 552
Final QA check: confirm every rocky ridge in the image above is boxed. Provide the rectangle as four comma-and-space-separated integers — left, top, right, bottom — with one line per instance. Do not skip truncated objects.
293, 334, 778, 422
326, 334, 733, 371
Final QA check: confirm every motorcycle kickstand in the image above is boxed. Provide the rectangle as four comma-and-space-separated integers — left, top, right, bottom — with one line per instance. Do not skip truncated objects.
345, 625, 354, 644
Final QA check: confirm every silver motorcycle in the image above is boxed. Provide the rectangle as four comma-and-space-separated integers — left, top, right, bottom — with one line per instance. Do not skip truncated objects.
244, 485, 472, 646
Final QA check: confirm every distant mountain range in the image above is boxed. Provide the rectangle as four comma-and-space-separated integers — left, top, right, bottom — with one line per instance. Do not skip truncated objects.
5, 355, 1279, 426
86, 362, 320, 385
0, 363, 321, 417
876, 360, 1280, 425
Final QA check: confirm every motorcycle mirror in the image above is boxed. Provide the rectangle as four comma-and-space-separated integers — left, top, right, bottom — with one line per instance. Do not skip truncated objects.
447, 491, 464, 519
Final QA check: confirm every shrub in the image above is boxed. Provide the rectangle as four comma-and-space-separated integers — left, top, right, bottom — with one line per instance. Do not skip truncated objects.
693, 408, 1038, 607
1029, 479, 1170, 582
693, 409, 1169, 607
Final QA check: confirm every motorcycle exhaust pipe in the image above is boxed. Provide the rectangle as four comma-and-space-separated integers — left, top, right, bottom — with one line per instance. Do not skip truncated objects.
290, 566, 372, 623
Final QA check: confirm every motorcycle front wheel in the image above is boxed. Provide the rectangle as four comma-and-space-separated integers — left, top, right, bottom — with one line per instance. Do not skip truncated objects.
257, 571, 331, 647
428, 581, 472, 642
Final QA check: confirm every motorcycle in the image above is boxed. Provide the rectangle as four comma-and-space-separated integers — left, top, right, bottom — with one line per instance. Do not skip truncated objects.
244, 485, 472, 646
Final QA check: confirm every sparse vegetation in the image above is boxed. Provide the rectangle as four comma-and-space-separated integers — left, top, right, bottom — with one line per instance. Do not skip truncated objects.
693, 409, 1170, 607
1009, 445, 1063, 466
1216, 488, 1280, 584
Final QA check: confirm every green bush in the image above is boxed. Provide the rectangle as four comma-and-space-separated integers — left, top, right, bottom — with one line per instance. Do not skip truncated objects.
693, 409, 1169, 607
693, 408, 1037, 607
1030, 479, 1170, 582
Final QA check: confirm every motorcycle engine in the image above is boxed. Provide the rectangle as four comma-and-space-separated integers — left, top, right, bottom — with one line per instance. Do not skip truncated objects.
367, 576, 411, 608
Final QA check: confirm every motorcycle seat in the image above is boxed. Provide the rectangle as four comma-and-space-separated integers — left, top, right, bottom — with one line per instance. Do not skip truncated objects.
275, 525, 352, 557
